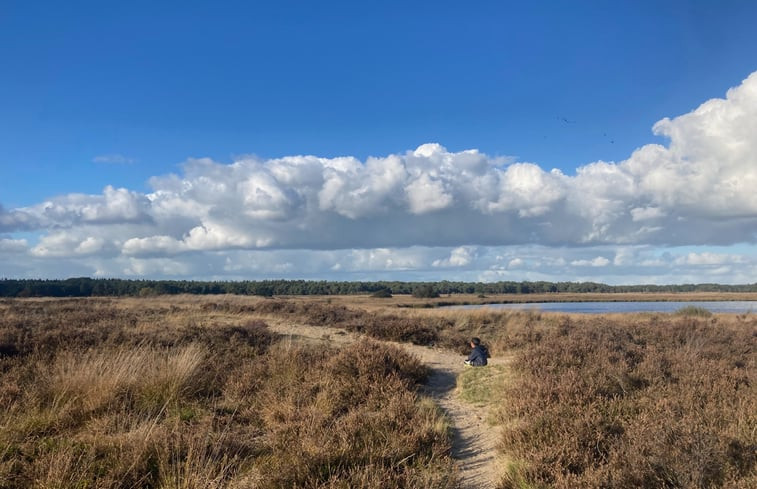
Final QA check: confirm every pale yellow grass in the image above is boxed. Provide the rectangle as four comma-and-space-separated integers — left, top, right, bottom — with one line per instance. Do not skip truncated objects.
2, 343, 206, 445
49, 343, 204, 412
157, 428, 238, 489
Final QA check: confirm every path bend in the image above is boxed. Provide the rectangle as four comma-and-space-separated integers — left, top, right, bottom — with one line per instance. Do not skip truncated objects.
265, 319, 509, 489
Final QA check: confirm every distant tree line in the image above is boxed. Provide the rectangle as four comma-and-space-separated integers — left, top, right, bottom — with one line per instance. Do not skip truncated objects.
1, 277, 756, 298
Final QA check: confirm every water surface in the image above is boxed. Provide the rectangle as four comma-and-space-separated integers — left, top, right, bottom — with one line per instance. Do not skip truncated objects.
451, 301, 757, 314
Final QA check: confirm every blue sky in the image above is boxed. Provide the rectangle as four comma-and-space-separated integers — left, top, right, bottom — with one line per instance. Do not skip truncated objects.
2, 1, 757, 283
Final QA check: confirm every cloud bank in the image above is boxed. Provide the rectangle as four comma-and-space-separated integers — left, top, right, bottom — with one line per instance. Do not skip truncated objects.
2, 72, 757, 282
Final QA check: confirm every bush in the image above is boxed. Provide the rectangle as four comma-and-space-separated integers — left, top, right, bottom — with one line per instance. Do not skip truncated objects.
675, 305, 713, 317
370, 288, 393, 298
412, 285, 439, 299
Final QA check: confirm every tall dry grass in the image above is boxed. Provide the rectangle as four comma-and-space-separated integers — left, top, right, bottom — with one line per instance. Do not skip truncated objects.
0, 298, 455, 488
235, 340, 453, 488
47, 344, 204, 414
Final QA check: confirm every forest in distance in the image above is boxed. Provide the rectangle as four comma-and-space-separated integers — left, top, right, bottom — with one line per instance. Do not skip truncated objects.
2, 277, 757, 298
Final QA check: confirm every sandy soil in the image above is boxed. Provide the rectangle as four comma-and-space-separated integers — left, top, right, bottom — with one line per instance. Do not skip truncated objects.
266, 318, 510, 489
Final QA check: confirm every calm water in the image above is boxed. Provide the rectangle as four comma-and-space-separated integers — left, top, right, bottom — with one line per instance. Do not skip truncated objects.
451, 301, 757, 314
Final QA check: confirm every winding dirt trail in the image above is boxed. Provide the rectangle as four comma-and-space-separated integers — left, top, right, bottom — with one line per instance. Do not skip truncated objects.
265, 319, 510, 489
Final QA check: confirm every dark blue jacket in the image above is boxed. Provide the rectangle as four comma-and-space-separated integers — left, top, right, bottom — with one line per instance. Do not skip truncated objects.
467, 345, 489, 366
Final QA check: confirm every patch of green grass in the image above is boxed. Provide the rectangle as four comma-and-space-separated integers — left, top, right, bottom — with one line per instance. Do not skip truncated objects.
457, 364, 509, 407
501, 459, 538, 489
175, 406, 199, 423
674, 305, 712, 317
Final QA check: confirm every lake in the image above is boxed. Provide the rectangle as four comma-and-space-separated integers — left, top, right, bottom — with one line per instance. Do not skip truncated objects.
449, 301, 757, 314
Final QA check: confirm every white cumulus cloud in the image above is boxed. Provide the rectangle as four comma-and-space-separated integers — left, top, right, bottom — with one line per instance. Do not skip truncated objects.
432, 246, 476, 267
2, 72, 757, 282
674, 252, 744, 266
571, 256, 611, 267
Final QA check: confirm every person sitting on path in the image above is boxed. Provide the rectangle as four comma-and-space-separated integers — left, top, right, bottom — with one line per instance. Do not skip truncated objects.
463, 337, 489, 366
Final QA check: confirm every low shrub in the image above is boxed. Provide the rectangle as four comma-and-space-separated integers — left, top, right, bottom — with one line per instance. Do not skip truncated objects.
412, 285, 440, 299
675, 304, 713, 317
497, 316, 756, 489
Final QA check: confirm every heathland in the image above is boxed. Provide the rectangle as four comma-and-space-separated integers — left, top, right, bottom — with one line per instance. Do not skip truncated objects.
0, 295, 754, 488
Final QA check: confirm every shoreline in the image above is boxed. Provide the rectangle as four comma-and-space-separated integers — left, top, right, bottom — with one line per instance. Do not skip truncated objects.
391, 291, 757, 308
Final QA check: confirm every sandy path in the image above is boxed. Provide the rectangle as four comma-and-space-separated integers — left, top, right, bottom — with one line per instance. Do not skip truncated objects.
266, 318, 508, 489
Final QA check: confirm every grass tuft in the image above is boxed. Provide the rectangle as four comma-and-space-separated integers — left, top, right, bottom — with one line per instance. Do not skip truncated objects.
674, 305, 713, 317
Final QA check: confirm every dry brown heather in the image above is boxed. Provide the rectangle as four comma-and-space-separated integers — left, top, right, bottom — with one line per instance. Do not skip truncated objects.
1, 295, 755, 489
0, 298, 455, 488
493, 313, 756, 489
